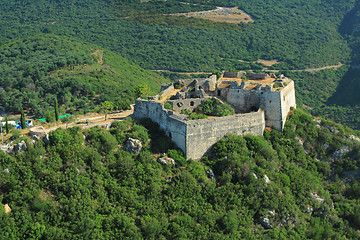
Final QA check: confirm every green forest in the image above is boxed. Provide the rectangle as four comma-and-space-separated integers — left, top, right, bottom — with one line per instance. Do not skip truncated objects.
0, 35, 167, 118
1, 0, 360, 238
1, 110, 360, 239
0, 0, 354, 71
0, 0, 359, 131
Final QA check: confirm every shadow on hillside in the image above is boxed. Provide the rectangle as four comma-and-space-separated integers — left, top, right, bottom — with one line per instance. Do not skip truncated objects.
327, 68, 360, 106
328, 3, 360, 106
338, 3, 359, 36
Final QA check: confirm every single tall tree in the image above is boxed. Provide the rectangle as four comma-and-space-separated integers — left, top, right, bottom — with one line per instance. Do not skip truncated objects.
55, 98, 59, 122
20, 109, 26, 129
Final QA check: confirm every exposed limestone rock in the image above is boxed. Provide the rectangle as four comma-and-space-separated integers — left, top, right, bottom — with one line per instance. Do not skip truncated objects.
264, 175, 271, 184
43, 134, 50, 144
310, 192, 324, 203
332, 145, 351, 160
14, 140, 27, 152
252, 173, 258, 179
0, 144, 13, 152
260, 216, 272, 229
158, 157, 175, 166
124, 138, 142, 154
348, 135, 360, 142
4, 204, 11, 214
268, 209, 276, 216
305, 206, 313, 215
326, 126, 339, 134
313, 119, 322, 128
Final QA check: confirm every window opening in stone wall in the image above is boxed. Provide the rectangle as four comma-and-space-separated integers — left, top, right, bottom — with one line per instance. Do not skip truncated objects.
169, 132, 172, 139
190, 101, 195, 106
217, 90, 221, 96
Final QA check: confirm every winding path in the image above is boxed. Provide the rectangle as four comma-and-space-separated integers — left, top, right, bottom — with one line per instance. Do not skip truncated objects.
44, 109, 134, 133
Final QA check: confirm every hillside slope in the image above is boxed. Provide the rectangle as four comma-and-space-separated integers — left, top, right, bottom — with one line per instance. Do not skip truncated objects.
0, 0, 354, 71
0, 109, 359, 238
0, 35, 168, 117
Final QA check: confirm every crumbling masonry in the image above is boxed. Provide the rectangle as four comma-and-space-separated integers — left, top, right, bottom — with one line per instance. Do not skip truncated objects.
133, 71, 296, 160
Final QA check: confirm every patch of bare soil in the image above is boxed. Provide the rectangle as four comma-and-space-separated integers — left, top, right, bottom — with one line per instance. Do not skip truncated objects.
172, 7, 254, 24
91, 50, 104, 64
256, 59, 279, 67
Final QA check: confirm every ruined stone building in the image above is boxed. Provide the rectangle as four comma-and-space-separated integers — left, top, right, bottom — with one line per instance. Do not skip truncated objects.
133, 71, 296, 160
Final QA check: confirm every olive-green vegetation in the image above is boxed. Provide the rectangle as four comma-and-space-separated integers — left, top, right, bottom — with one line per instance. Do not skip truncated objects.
0, 0, 354, 72
1, 110, 360, 238
0, 0, 359, 130
180, 108, 208, 120
179, 98, 234, 120
0, 35, 167, 117
197, 98, 235, 117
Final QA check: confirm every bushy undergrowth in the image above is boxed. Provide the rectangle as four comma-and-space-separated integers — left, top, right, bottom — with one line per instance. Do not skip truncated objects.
0, 110, 360, 239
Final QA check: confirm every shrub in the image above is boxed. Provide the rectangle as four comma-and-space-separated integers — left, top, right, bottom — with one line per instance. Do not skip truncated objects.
164, 102, 172, 110
197, 98, 234, 117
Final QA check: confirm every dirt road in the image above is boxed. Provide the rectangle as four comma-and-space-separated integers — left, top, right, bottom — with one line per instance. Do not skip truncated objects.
44, 109, 134, 133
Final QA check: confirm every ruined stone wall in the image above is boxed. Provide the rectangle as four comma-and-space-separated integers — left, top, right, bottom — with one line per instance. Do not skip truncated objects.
185, 110, 265, 159
134, 100, 266, 160
169, 98, 204, 112
226, 88, 260, 113
221, 81, 296, 131
160, 83, 175, 98
280, 81, 296, 127
133, 100, 187, 152
259, 90, 283, 130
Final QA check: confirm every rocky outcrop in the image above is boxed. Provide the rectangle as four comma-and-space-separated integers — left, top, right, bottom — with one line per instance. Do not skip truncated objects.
310, 192, 324, 203
124, 138, 142, 154
158, 157, 175, 166
14, 140, 26, 152
260, 216, 272, 229
264, 175, 271, 184
0, 144, 13, 152
332, 145, 351, 160
43, 134, 50, 144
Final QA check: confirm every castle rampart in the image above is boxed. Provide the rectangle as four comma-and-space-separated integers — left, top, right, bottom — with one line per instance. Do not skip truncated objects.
185, 110, 265, 159
218, 77, 296, 130
133, 72, 296, 159
133, 99, 265, 159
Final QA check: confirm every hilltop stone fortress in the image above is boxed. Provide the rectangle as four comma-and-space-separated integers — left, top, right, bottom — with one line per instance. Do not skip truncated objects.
133, 71, 296, 160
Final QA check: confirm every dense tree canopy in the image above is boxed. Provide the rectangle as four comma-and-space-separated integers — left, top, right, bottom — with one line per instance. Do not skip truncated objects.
0, 110, 360, 238
0, 35, 167, 117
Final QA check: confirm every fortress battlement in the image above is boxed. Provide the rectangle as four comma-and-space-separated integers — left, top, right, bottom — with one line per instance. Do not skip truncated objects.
133, 72, 296, 159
